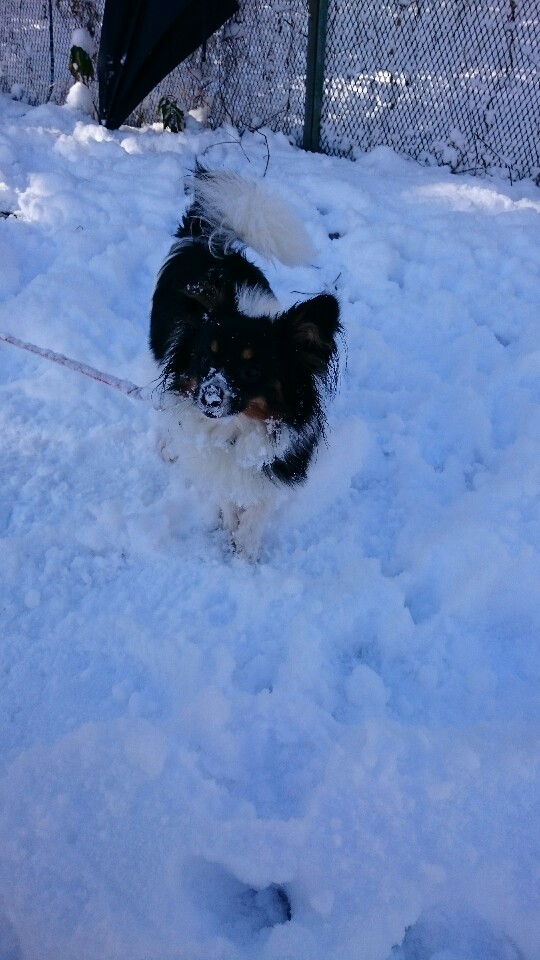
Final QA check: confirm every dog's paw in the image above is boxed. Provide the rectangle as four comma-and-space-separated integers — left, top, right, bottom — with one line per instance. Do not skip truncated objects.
220, 502, 241, 534
232, 505, 267, 562
157, 433, 179, 463
231, 533, 261, 563
217, 502, 262, 561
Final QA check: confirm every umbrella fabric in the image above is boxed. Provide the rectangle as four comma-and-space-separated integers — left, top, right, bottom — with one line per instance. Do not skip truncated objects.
98, 0, 239, 129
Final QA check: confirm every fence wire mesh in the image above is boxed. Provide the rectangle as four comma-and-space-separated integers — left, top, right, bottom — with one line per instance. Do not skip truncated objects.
1, 0, 538, 180
321, 0, 540, 180
1, 1, 101, 106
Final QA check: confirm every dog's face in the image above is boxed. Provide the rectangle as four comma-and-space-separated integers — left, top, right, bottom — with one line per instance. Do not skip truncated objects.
179, 313, 288, 420
161, 287, 341, 427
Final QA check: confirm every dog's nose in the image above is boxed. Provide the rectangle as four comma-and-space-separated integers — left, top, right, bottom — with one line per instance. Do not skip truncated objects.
196, 371, 232, 416
202, 381, 224, 408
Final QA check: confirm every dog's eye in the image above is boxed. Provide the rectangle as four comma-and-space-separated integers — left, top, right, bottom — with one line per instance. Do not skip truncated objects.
240, 364, 261, 384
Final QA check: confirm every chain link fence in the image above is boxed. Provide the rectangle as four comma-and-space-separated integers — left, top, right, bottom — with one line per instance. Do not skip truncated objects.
1, 1, 100, 106
321, 0, 539, 180
1, 0, 538, 180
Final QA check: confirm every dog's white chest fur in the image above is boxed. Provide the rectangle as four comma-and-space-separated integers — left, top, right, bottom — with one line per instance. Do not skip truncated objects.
161, 400, 290, 557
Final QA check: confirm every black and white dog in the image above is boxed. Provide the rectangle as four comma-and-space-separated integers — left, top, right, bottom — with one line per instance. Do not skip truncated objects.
150, 168, 341, 557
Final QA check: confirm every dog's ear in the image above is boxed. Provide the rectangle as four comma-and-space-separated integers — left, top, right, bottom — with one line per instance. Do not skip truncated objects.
280, 293, 341, 380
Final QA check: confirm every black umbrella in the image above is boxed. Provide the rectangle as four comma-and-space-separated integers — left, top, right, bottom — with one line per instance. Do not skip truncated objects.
98, 0, 239, 129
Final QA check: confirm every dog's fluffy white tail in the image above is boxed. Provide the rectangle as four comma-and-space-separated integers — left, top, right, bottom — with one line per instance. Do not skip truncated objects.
193, 169, 315, 267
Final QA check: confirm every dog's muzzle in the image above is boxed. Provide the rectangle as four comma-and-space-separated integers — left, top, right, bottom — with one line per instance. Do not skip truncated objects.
195, 371, 234, 418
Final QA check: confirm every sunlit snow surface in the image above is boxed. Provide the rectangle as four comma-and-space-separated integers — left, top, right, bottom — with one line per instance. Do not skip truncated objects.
1, 94, 539, 960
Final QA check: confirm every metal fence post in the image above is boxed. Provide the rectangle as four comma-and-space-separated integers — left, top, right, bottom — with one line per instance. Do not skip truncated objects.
46, 0, 55, 102
303, 0, 329, 152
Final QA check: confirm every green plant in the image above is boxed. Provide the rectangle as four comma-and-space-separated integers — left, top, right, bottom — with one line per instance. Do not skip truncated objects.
69, 45, 94, 84
158, 96, 185, 133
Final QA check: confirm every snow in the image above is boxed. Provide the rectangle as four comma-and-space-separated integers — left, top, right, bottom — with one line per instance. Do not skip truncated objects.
1, 93, 540, 960
65, 81, 95, 117
70, 29, 96, 59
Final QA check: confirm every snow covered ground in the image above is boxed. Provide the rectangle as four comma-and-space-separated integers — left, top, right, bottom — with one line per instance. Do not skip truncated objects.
1, 92, 540, 960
